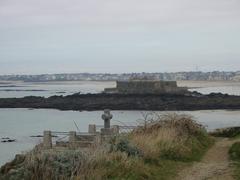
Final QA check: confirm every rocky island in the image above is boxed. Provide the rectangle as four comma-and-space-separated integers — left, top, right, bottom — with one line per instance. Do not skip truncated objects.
0, 80, 239, 111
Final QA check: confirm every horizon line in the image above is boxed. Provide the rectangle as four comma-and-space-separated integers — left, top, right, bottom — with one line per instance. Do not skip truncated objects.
0, 70, 240, 77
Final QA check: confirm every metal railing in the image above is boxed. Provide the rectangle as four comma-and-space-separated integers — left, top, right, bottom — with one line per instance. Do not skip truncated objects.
51, 131, 96, 136
96, 125, 137, 130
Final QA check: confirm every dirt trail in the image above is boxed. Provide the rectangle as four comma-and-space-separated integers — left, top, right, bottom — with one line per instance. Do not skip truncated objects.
178, 138, 239, 180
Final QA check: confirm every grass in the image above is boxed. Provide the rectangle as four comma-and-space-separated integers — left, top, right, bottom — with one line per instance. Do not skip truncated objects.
229, 142, 240, 180
0, 113, 214, 180
130, 113, 213, 162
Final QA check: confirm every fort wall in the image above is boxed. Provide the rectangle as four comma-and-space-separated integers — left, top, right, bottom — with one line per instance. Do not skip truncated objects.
104, 80, 187, 94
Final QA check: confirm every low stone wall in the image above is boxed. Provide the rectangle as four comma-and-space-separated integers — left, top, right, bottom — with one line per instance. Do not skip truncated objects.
43, 127, 120, 149
42, 110, 125, 149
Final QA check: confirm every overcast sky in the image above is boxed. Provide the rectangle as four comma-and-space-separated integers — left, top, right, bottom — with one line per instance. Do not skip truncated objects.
0, 0, 240, 74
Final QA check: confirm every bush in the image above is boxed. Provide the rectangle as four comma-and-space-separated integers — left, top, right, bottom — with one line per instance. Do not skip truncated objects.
131, 113, 213, 162
110, 137, 142, 157
229, 142, 240, 161
229, 142, 240, 180
211, 127, 240, 138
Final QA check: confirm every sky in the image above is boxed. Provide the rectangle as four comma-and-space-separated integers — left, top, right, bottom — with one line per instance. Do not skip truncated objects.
0, 0, 240, 75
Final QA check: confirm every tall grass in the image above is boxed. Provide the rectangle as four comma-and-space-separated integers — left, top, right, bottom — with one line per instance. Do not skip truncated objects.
229, 142, 240, 180
130, 113, 213, 162
0, 113, 214, 180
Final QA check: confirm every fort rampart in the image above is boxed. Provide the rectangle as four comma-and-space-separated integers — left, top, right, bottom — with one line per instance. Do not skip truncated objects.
104, 80, 187, 94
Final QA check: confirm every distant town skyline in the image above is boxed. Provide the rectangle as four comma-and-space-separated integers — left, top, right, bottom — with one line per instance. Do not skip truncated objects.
0, 0, 240, 74
1, 71, 240, 82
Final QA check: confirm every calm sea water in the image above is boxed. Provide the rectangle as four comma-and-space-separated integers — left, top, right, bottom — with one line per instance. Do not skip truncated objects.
0, 80, 240, 98
1, 108, 240, 166
178, 81, 240, 96
0, 81, 116, 98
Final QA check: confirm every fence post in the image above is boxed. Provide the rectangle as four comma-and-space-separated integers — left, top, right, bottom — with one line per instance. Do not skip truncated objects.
112, 125, 120, 134
88, 124, 96, 134
43, 131, 52, 149
69, 131, 77, 146
94, 133, 102, 146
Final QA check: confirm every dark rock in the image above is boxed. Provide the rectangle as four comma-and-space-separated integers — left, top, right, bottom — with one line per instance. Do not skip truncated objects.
56, 91, 66, 94
1, 139, 16, 143
0, 93, 240, 111
30, 135, 57, 138
30, 135, 43, 138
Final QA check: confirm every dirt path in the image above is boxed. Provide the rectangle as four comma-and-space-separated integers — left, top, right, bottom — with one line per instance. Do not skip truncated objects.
178, 138, 239, 180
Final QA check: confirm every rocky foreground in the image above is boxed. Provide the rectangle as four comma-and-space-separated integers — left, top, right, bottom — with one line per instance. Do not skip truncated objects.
0, 92, 240, 111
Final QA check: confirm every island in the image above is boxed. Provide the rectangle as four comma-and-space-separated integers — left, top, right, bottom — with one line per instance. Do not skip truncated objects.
0, 79, 239, 111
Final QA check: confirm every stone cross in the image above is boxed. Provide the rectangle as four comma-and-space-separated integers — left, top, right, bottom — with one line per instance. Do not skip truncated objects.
102, 109, 113, 129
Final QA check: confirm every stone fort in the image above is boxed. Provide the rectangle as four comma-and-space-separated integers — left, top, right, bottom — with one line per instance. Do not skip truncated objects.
104, 80, 188, 94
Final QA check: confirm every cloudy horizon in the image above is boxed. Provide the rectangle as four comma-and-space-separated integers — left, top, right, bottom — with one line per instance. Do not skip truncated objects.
0, 0, 240, 75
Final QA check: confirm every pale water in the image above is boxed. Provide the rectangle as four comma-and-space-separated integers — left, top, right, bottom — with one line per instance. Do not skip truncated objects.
178, 81, 240, 95
0, 80, 240, 98
1, 108, 240, 166
0, 81, 116, 98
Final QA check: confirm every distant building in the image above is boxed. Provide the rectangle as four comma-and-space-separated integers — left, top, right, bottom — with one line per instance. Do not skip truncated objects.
104, 80, 188, 94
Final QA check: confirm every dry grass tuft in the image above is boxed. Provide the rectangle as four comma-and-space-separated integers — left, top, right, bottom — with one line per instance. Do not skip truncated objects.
131, 113, 211, 161
133, 113, 204, 135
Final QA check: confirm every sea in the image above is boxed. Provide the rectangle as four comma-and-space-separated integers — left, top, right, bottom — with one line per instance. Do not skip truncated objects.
0, 80, 240, 166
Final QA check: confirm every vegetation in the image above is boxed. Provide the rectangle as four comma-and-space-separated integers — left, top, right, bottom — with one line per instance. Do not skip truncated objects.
0, 113, 214, 180
210, 127, 240, 138
229, 142, 240, 180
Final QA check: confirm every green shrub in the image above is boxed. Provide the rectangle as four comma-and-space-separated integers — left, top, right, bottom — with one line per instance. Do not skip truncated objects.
229, 142, 240, 180
211, 127, 240, 138
160, 134, 213, 162
110, 137, 142, 157
229, 142, 240, 161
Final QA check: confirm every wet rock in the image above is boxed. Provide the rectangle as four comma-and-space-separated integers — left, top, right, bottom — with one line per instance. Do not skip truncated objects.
1, 137, 10, 140
0, 93, 240, 111
30, 135, 43, 138
1, 139, 16, 143
30, 135, 58, 138
56, 91, 66, 94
